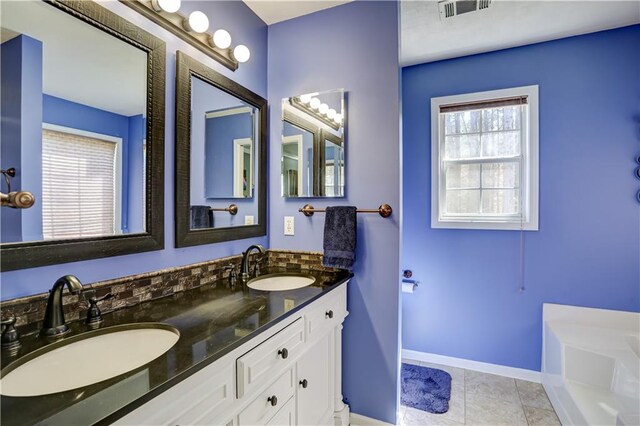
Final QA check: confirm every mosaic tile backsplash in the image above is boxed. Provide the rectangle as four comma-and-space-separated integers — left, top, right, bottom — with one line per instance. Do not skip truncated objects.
0, 250, 336, 333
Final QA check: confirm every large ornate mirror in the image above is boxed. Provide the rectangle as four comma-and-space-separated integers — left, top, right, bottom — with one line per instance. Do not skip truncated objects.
175, 51, 266, 248
281, 89, 345, 197
0, 0, 165, 271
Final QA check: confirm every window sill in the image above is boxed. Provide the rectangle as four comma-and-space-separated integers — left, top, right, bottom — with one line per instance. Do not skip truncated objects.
431, 219, 538, 231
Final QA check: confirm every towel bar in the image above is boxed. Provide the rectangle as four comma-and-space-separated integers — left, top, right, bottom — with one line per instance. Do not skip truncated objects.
210, 204, 238, 215
299, 204, 392, 218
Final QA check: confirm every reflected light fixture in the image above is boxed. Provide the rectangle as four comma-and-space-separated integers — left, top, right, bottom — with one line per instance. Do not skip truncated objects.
233, 44, 251, 63
213, 29, 231, 49
327, 108, 336, 119
334, 113, 343, 124
151, 0, 181, 13
319, 103, 329, 114
310, 98, 321, 110
299, 94, 312, 104
184, 11, 209, 33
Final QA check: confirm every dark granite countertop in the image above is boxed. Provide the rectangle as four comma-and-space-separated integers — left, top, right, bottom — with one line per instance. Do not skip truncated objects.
0, 267, 352, 426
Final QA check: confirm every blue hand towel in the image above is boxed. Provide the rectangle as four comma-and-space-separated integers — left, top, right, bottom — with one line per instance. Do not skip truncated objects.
322, 206, 357, 270
190, 205, 214, 229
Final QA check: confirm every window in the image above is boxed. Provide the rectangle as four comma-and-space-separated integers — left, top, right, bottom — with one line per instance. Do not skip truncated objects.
42, 126, 121, 240
431, 86, 539, 230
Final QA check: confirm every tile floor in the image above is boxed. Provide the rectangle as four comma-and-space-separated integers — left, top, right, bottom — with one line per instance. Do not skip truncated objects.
400, 359, 561, 426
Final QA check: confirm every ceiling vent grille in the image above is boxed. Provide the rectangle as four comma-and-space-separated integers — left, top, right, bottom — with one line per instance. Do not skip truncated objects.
438, 0, 492, 20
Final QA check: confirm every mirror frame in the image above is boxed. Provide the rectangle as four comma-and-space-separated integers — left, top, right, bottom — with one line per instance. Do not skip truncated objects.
174, 51, 267, 248
0, 0, 166, 271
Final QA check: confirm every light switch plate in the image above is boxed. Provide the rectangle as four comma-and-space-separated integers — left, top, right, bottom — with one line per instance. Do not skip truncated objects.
284, 216, 294, 235
244, 215, 254, 225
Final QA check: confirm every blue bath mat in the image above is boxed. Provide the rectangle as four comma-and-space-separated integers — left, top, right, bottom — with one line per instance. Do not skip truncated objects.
401, 363, 452, 414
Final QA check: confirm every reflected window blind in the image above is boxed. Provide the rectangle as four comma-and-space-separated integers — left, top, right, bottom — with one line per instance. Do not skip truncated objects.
42, 129, 116, 240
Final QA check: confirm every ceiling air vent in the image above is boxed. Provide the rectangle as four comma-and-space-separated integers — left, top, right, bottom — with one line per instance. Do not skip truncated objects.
438, 0, 492, 20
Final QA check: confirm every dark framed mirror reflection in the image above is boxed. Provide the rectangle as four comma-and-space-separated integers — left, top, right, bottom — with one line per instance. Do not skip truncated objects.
0, 0, 166, 271
174, 51, 267, 248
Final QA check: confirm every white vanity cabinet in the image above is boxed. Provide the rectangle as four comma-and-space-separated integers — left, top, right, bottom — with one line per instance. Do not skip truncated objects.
114, 283, 349, 426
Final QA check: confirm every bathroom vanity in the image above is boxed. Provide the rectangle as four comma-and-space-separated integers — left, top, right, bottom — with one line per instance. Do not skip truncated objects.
0, 261, 351, 426
115, 281, 349, 426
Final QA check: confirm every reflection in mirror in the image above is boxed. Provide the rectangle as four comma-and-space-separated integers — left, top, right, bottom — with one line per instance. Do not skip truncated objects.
281, 89, 345, 198
190, 76, 259, 230
0, 0, 147, 244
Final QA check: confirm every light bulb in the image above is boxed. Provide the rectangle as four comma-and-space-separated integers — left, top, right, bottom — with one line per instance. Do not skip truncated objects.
233, 45, 251, 63
334, 113, 343, 124
319, 103, 329, 114
327, 109, 336, 119
184, 11, 209, 33
213, 29, 231, 49
299, 94, 312, 104
152, 0, 180, 13
310, 98, 321, 109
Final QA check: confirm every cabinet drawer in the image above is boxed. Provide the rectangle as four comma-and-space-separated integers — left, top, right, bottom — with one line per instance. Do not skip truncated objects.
237, 318, 304, 398
307, 286, 346, 339
114, 362, 234, 425
238, 369, 295, 425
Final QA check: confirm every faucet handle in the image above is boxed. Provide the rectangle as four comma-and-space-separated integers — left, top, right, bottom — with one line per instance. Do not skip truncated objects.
1, 317, 21, 353
86, 293, 113, 326
223, 265, 238, 288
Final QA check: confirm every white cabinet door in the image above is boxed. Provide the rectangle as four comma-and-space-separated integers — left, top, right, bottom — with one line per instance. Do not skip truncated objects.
297, 333, 333, 426
266, 397, 295, 426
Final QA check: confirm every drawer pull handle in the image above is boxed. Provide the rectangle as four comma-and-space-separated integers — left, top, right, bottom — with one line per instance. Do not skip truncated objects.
268, 395, 278, 406
278, 348, 289, 359
325, 310, 334, 319
299, 379, 308, 388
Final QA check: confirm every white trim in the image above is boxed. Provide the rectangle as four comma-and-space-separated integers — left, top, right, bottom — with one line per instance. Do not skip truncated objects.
42, 122, 123, 234
430, 85, 539, 231
349, 413, 396, 426
233, 138, 252, 198
282, 134, 304, 196
205, 106, 253, 119
402, 349, 542, 383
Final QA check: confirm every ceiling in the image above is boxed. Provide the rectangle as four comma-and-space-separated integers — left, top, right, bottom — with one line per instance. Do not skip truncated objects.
242, 0, 353, 25
1, 0, 146, 117
401, 0, 640, 66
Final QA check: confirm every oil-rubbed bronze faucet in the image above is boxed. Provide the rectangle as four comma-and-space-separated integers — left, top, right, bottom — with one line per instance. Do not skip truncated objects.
41, 275, 84, 337
240, 244, 265, 280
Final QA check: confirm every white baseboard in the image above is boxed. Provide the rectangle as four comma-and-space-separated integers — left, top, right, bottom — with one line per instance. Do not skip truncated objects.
349, 413, 396, 426
402, 349, 541, 383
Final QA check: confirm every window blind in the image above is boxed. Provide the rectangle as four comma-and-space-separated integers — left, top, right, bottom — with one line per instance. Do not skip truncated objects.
42, 129, 117, 240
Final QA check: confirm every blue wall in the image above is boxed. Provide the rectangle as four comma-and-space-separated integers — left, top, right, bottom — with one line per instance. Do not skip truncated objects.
268, 2, 401, 422
0, 0, 268, 300
1, 35, 43, 243
402, 25, 640, 372
205, 112, 253, 198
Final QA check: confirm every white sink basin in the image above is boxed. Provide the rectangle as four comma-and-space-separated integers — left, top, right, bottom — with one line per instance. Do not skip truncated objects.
0, 323, 179, 397
247, 274, 316, 291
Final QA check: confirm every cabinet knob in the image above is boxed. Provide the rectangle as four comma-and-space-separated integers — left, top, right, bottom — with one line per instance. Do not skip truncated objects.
325, 310, 334, 319
299, 379, 308, 389
278, 348, 288, 359
268, 395, 278, 406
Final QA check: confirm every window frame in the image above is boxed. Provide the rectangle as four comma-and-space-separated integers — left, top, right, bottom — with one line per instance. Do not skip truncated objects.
430, 85, 539, 231
42, 123, 123, 239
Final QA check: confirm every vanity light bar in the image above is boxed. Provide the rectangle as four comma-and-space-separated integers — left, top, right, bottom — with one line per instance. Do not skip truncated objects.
290, 97, 342, 131
121, 0, 251, 71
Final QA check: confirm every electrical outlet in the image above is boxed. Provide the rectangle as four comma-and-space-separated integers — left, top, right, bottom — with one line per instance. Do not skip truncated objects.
284, 216, 294, 236
244, 215, 254, 225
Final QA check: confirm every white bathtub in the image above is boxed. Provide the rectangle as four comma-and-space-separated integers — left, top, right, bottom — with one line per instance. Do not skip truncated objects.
542, 303, 640, 426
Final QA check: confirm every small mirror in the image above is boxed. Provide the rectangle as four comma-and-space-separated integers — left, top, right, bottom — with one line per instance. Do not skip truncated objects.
175, 51, 266, 247
0, 0, 165, 271
281, 89, 345, 197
